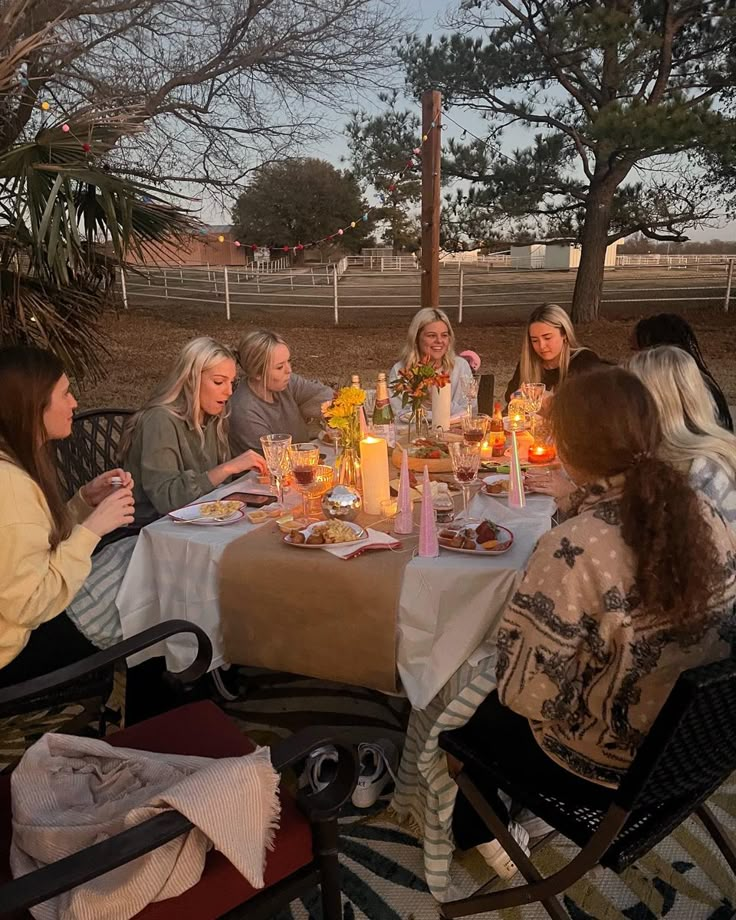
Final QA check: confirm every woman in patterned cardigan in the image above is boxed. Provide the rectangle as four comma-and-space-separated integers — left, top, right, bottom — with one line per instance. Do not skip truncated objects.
452, 366, 736, 875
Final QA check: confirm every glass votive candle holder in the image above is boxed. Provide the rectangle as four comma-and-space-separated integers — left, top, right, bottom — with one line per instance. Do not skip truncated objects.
380, 498, 398, 519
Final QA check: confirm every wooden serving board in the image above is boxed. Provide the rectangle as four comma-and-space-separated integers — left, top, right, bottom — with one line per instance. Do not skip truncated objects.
391, 444, 454, 474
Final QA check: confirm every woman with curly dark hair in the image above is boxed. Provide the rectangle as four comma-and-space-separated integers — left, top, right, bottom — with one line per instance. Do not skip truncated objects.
450, 366, 736, 879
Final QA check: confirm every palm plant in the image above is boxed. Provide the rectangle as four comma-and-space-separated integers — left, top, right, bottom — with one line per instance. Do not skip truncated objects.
0, 107, 194, 381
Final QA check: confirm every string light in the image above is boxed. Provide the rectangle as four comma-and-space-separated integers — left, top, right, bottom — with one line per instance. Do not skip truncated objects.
17, 65, 441, 253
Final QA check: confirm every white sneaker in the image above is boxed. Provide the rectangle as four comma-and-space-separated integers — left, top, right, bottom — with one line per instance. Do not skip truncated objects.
351, 739, 399, 808
299, 745, 339, 793
476, 821, 530, 880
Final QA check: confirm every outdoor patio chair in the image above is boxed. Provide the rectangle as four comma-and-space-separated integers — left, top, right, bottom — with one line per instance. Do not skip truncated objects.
0, 620, 358, 920
438, 657, 736, 920
476, 373, 495, 415
55, 407, 134, 500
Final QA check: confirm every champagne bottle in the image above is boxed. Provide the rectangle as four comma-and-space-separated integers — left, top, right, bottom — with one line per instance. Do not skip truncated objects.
372, 372, 396, 447
350, 374, 361, 388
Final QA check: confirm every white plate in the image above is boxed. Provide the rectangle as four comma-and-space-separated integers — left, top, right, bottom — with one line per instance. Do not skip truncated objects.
284, 520, 368, 548
481, 473, 511, 499
438, 523, 514, 556
168, 500, 245, 525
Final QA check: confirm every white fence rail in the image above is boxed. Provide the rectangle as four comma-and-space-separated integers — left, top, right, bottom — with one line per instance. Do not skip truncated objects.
118, 260, 736, 321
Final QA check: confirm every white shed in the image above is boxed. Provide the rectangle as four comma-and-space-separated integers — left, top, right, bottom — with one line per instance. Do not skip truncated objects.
544, 241, 620, 270
510, 244, 546, 268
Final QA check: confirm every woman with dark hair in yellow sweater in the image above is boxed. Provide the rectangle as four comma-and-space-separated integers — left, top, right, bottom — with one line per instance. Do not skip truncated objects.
0, 346, 134, 687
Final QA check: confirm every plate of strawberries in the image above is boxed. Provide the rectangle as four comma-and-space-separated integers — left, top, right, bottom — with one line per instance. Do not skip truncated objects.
438, 519, 514, 555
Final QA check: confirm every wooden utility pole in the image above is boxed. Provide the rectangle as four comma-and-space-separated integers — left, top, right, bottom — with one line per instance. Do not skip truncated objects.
421, 89, 442, 309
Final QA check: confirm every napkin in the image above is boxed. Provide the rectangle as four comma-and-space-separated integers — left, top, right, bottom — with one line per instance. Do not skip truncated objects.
321, 528, 400, 560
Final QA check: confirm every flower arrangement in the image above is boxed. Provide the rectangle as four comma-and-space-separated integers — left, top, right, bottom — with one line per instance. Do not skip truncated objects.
390, 363, 450, 442
322, 385, 366, 450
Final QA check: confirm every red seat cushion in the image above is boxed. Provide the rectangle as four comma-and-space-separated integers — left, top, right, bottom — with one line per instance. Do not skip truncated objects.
1, 701, 314, 920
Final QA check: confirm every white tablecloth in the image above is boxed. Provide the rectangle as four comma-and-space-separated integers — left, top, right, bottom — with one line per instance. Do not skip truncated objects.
116, 476, 554, 708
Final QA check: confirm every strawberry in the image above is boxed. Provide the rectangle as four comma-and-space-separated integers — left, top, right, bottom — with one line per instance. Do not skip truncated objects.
428, 450, 442, 459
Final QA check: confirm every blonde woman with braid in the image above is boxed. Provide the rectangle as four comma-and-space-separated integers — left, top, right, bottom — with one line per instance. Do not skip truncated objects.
629, 345, 736, 526
504, 303, 602, 403
120, 337, 267, 524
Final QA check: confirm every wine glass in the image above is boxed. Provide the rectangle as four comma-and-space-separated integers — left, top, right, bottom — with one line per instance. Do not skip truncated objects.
461, 375, 480, 417
288, 442, 321, 522
462, 414, 490, 445
521, 382, 546, 439
362, 388, 377, 423
448, 440, 482, 521
307, 464, 334, 517
260, 433, 292, 508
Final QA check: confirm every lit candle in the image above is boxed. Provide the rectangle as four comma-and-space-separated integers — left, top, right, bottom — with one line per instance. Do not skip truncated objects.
480, 439, 493, 461
529, 443, 556, 464
359, 434, 390, 514
507, 398, 526, 431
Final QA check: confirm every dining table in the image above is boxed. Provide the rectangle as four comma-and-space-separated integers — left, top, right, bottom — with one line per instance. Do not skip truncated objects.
115, 458, 556, 710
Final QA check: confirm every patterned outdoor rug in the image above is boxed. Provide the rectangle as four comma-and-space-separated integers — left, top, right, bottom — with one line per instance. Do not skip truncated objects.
225, 671, 736, 920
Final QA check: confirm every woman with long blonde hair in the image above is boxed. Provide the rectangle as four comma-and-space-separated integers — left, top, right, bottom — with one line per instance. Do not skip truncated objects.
504, 303, 602, 403
229, 329, 332, 454
389, 307, 475, 417
628, 345, 736, 525
120, 337, 266, 523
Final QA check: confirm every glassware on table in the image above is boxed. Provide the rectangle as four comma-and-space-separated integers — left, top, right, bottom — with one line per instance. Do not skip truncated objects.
260, 433, 292, 508
448, 440, 482, 520
288, 442, 321, 522
462, 414, 491, 445
306, 464, 335, 517
461, 375, 480, 417
521, 382, 546, 439
362, 388, 377, 423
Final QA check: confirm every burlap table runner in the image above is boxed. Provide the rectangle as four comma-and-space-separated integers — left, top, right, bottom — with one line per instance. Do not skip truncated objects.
218, 516, 418, 693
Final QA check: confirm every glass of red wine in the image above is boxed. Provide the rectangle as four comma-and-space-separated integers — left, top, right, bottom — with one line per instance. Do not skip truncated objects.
288, 443, 321, 522
448, 440, 482, 520
462, 414, 490, 445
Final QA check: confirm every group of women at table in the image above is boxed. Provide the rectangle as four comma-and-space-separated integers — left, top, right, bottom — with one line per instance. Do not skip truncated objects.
1, 302, 736, 882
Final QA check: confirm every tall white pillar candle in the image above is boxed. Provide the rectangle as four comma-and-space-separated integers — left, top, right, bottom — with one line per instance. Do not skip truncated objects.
359, 435, 390, 514
431, 383, 451, 432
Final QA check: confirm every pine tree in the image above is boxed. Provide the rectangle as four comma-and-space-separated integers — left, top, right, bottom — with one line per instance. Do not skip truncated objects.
402, 0, 736, 321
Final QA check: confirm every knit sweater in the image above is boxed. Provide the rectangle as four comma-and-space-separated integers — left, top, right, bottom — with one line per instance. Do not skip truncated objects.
228, 374, 333, 454
496, 476, 736, 787
0, 456, 99, 670
124, 407, 224, 524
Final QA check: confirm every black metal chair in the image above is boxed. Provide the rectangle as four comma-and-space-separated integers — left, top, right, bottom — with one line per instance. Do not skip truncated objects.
55, 408, 134, 500
0, 621, 358, 920
476, 373, 495, 416
438, 657, 736, 919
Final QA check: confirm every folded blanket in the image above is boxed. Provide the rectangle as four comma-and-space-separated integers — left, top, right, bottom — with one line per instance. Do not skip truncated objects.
11, 733, 280, 920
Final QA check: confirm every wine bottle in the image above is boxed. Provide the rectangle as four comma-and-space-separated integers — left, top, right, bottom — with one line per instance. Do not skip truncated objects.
372, 372, 396, 447
350, 374, 361, 388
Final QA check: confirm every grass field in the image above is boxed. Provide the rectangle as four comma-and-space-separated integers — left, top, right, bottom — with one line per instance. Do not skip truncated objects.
79, 277, 736, 408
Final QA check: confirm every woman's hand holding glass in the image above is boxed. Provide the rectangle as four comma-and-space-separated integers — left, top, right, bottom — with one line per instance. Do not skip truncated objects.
80, 468, 133, 507
84, 486, 135, 538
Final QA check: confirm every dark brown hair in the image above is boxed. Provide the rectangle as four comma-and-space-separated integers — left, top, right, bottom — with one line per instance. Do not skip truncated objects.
0, 346, 71, 549
551, 366, 723, 632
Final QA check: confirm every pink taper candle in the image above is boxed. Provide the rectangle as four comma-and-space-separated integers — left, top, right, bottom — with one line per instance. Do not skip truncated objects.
508, 430, 526, 509
418, 465, 439, 557
394, 446, 413, 534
